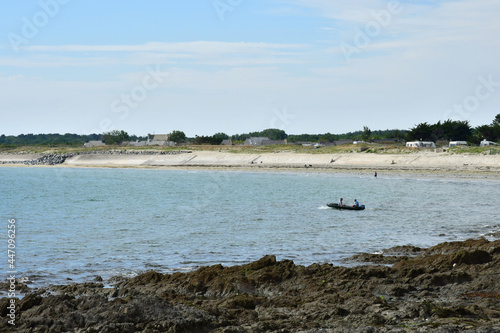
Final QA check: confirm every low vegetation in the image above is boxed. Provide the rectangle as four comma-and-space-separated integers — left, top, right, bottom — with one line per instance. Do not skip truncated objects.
2, 143, 499, 156
2, 114, 499, 151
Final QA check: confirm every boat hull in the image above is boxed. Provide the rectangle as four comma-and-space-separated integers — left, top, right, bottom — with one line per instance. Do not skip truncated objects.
327, 203, 365, 210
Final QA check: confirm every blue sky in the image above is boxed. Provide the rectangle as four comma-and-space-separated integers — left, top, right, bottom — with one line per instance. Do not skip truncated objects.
1, 0, 499, 136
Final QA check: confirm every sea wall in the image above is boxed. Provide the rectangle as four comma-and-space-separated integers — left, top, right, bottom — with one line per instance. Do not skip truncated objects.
1, 151, 500, 174
64, 151, 500, 172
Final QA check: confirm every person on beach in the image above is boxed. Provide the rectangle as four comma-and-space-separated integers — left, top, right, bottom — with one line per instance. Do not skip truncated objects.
354, 199, 360, 207
339, 198, 343, 206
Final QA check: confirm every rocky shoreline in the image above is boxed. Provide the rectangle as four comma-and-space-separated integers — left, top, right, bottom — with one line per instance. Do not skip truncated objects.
0, 153, 75, 166
0, 150, 193, 166
1, 238, 499, 332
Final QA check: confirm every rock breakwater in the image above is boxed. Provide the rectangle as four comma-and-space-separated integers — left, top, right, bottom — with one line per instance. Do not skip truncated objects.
0, 150, 193, 166
78, 150, 193, 155
1, 238, 499, 332
0, 153, 75, 166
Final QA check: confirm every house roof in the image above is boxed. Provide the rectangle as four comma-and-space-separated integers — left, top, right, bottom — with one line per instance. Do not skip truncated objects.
148, 134, 170, 141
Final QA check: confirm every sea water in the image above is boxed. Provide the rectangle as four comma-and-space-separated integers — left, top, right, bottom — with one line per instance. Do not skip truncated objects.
1, 167, 499, 288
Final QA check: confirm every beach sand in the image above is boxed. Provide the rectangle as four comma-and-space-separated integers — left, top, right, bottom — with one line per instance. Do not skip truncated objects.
2, 150, 500, 179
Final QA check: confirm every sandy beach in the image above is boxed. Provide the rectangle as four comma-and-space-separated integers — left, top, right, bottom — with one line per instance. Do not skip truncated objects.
2, 150, 500, 179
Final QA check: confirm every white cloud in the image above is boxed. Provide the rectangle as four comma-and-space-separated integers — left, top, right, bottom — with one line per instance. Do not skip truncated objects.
23, 41, 306, 55
2, 41, 308, 68
2, 1, 499, 135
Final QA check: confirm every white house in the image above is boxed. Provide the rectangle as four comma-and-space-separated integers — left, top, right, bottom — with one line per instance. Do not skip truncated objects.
406, 141, 436, 148
449, 141, 468, 147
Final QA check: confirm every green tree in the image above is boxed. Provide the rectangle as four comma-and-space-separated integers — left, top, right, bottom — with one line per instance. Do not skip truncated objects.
491, 114, 500, 142
212, 132, 229, 144
102, 130, 130, 145
407, 122, 433, 141
261, 128, 287, 140
493, 113, 500, 127
392, 129, 405, 141
361, 126, 371, 142
437, 119, 472, 141
169, 130, 186, 144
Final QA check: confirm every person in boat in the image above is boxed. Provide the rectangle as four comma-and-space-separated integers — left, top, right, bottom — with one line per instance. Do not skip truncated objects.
339, 198, 344, 206
353, 199, 360, 207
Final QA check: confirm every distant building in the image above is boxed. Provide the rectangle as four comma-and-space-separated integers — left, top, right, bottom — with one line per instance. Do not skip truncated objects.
128, 140, 147, 147
333, 139, 354, 146
406, 141, 436, 148
147, 134, 170, 142
221, 138, 233, 145
147, 134, 173, 146
83, 140, 105, 148
449, 141, 468, 147
245, 137, 287, 147
245, 137, 270, 146
244, 137, 286, 146
480, 139, 498, 147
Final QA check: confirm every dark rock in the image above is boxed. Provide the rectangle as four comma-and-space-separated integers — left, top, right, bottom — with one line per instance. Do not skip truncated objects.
5, 239, 500, 332
248, 255, 277, 270
93, 275, 103, 282
381, 245, 423, 256
19, 294, 42, 312
452, 250, 492, 265
343, 252, 408, 265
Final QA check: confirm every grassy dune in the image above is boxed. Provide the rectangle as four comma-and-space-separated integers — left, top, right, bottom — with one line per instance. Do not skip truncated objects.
1, 143, 499, 155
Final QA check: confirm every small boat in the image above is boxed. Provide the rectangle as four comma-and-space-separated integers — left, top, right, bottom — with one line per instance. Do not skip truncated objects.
327, 203, 365, 210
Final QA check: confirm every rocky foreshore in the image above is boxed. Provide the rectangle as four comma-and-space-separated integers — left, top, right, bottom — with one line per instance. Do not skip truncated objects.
1, 238, 499, 332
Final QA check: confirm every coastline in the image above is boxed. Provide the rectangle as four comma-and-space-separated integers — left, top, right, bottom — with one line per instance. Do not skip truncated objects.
2, 238, 499, 332
2, 150, 500, 180
2, 151, 499, 331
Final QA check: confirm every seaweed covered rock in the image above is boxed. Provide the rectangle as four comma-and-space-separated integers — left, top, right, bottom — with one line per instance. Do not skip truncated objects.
3, 239, 500, 332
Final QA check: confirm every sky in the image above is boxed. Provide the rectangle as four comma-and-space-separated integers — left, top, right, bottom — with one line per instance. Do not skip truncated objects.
1, 0, 499, 137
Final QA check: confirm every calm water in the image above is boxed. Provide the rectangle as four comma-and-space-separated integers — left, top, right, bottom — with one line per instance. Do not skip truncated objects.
1, 167, 499, 288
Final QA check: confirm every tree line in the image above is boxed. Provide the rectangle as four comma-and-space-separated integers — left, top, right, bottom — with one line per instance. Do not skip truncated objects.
0, 132, 145, 148
1, 114, 498, 147
405, 115, 500, 144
